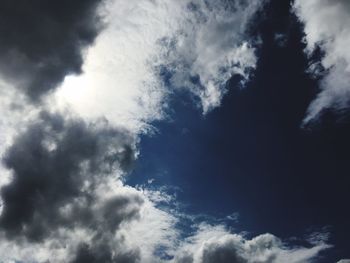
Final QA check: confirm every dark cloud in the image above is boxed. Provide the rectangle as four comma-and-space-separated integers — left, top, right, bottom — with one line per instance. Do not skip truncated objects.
72, 243, 140, 263
0, 0, 104, 100
201, 243, 246, 263
0, 111, 143, 261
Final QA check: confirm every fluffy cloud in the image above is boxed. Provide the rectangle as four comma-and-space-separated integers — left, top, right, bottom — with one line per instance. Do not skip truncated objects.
0, 111, 136, 240
0, 110, 332, 263
0, 111, 144, 261
55, 0, 263, 133
293, 0, 350, 123
0, 109, 183, 263
0, 0, 104, 101
173, 224, 331, 263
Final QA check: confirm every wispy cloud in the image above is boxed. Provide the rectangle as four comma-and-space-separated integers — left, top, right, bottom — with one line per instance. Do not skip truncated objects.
293, 0, 350, 123
55, 0, 263, 132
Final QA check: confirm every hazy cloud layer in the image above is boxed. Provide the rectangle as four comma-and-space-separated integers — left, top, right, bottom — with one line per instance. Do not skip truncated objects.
0, 0, 104, 101
293, 0, 350, 123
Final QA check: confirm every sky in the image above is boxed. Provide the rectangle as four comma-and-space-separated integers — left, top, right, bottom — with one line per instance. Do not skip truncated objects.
0, 0, 349, 262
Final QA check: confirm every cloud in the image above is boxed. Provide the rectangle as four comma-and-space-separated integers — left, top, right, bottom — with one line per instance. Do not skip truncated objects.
0, 1, 338, 262
0, 110, 334, 263
55, 0, 264, 133
0, 0, 104, 101
337, 260, 350, 263
173, 224, 331, 263
293, 0, 350, 123
0, 111, 145, 261
161, 0, 263, 113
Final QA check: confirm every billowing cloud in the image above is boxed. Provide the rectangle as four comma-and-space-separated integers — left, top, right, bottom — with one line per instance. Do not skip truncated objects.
173, 224, 331, 263
293, 0, 350, 123
0, 0, 104, 101
0, 111, 145, 261
0, 110, 334, 262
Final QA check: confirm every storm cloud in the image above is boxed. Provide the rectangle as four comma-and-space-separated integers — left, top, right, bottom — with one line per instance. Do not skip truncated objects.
0, 111, 144, 262
0, 0, 104, 100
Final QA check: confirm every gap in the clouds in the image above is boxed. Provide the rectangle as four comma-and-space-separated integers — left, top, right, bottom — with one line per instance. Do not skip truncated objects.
128, 0, 350, 261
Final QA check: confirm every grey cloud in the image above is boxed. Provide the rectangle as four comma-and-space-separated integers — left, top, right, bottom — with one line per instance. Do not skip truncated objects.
0, 111, 143, 262
0, 0, 104, 101
72, 242, 140, 263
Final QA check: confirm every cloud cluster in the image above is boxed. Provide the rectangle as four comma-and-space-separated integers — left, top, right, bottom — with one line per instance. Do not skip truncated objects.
173, 224, 330, 263
293, 0, 350, 123
161, 0, 262, 113
0, 0, 104, 101
0, 0, 339, 262
0, 111, 147, 262
0, 111, 136, 240
0, 110, 332, 263
56, 0, 263, 132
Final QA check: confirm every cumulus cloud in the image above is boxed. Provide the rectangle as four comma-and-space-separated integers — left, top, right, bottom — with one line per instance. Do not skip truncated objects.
293, 0, 350, 123
173, 224, 331, 263
0, 109, 184, 263
0, 0, 104, 101
274, 33, 288, 48
0, 110, 334, 263
0, 111, 145, 261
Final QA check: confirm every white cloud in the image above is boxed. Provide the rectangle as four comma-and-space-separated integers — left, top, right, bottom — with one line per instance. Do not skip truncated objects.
54, 0, 263, 132
337, 260, 350, 263
161, 0, 262, 113
293, 0, 350, 123
173, 224, 331, 263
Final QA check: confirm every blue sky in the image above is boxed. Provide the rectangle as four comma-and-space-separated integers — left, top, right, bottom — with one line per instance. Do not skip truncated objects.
129, 1, 350, 261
